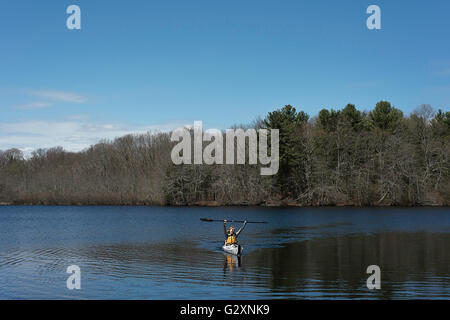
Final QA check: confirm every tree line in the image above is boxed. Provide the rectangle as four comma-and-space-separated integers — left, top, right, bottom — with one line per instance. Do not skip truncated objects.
1, 102, 449, 206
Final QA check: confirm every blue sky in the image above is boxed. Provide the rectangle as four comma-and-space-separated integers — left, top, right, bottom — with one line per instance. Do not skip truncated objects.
0, 0, 449, 152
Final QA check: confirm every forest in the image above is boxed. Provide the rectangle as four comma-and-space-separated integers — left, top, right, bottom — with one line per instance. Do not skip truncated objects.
0, 101, 449, 206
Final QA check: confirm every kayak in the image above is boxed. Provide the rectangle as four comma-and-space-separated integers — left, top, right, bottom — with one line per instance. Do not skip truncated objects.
222, 244, 242, 255
222, 243, 243, 256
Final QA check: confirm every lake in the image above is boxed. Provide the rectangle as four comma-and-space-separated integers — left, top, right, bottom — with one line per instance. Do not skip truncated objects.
0, 206, 449, 299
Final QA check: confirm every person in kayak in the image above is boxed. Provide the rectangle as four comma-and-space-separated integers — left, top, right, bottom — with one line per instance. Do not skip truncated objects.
224, 220, 247, 245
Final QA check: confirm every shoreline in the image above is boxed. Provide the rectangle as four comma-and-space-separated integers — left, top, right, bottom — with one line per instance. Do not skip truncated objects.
0, 201, 448, 208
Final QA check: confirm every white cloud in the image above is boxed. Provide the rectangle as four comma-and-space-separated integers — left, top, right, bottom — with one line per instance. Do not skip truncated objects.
7, 89, 88, 111
14, 101, 53, 110
30, 90, 87, 103
0, 120, 181, 155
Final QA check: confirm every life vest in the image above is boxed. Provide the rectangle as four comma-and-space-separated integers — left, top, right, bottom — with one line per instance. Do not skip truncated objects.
226, 235, 237, 245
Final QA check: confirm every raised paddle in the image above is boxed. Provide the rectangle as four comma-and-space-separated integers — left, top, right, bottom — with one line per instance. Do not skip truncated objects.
200, 218, 267, 224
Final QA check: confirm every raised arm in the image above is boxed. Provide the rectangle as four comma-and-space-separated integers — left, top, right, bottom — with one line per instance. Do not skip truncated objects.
236, 221, 247, 237
223, 220, 227, 237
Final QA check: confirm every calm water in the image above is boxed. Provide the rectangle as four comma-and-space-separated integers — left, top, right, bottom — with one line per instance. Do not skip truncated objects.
0, 206, 449, 299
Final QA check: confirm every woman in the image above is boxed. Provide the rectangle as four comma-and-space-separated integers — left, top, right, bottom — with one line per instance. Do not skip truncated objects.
224, 219, 247, 245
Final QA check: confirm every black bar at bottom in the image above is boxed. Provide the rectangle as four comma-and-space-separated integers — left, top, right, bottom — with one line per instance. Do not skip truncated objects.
0, 300, 447, 318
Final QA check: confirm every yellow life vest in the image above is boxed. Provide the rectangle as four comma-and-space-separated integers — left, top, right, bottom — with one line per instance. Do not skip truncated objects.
226, 235, 237, 245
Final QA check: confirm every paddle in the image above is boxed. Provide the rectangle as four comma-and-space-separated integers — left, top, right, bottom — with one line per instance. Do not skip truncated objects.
200, 218, 268, 224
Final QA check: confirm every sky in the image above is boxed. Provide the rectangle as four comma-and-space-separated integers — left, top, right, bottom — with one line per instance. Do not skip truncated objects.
0, 0, 449, 153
